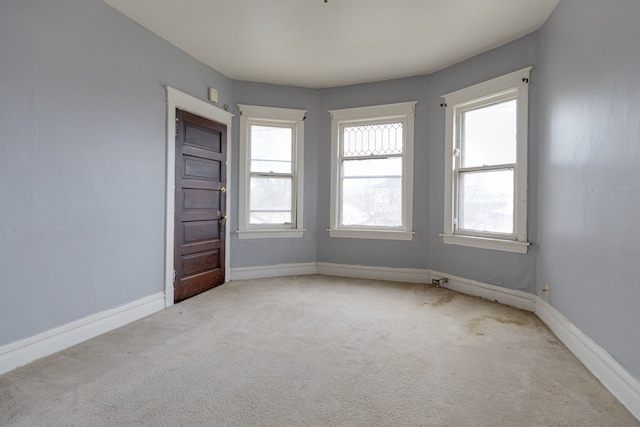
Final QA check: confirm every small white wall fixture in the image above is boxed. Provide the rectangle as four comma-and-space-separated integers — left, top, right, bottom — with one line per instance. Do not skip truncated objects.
165, 86, 234, 308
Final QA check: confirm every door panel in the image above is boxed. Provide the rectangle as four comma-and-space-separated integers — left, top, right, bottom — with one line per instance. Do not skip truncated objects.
184, 189, 218, 209
174, 109, 226, 303
185, 124, 222, 151
183, 221, 219, 243
182, 251, 219, 277
184, 157, 220, 180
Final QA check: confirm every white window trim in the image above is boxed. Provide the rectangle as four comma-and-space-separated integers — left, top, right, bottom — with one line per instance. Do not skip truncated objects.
328, 101, 417, 241
237, 104, 306, 239
441, 67, 532, 254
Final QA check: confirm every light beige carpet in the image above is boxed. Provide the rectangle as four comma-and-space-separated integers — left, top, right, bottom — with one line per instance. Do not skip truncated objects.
1, 275, 637, 426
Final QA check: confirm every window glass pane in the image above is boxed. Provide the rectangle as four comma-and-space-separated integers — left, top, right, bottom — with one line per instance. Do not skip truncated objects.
341, 178, 402, 227
459, 169, 514, 234
250, 176, 292, 224
341, 158, 402, 226
343, 122, 403, 157
343, 157, 402, 177
461, 99, 516, 167
251, 125, 292, 173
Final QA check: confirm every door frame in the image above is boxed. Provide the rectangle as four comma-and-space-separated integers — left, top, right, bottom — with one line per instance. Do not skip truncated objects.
164, 86, 234, 308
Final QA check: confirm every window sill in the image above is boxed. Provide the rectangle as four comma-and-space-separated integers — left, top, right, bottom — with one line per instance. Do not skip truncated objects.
441, 233, 530, 254
237, 229, 305, 240
329, 228, 415, 241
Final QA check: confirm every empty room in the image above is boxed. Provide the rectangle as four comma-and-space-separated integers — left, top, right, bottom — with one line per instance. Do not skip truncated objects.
1, 0, 639, 425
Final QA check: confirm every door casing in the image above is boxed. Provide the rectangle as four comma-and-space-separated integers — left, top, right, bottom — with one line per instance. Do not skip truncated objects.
164, 86, 234, 308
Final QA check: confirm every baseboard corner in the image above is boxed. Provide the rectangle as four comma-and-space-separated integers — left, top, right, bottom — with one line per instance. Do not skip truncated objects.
429, 269, 536, 312
316, 262, 430, 284
535, 297, 640, 421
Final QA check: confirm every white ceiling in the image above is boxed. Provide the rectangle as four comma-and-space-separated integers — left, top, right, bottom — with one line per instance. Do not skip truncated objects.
103, 0, 559, 89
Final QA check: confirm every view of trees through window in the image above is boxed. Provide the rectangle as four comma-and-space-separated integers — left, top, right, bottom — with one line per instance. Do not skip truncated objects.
249, 125, 293, 225
458, 99, 516, 234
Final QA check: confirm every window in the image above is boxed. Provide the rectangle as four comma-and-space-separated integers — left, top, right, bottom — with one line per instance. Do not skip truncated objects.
328, 102, 416, 240
237, 104, 306, 239
441, 67, 532, 253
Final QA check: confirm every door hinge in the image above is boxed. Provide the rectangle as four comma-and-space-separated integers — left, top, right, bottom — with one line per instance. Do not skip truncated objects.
175, 117, 179, 137
173, 269, 177, 283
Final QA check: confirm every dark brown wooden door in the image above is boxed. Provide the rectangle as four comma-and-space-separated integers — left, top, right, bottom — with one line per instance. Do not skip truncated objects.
174, 109, 227, 303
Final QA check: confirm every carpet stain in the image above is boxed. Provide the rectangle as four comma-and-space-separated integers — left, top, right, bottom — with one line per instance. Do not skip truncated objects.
467, 315, 529, 335
488, 316, 527, 327
421, 292, 456, 307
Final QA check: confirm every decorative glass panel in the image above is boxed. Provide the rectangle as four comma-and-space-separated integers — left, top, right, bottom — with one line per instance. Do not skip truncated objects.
250, 125, 292, 173
459, 169, 514, 234
461, 99, 516, 168
249, 176, 292, 225
343, 122, 403, 157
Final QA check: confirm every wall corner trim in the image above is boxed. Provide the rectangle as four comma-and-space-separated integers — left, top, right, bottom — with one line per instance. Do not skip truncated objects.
535, 298, 640, 421
0, 293, 165, 376
230, 263, 317, 281
317, 262, 430, 284
430, 269, 536, 311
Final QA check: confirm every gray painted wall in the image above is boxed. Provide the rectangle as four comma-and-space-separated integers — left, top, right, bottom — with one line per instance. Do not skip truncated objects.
6, 0, 636, 387
537, 0, 640, 379
1, 4, 543, 324
316, 76, 431, 270
313, 34, 540, 293
230, 81, 319, 267
427, 34, 540, 292
0, 0, 232, 347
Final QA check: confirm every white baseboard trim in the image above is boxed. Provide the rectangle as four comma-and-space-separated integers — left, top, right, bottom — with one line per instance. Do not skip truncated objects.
230, 262, 317, 281
317, 262, 430, 284
0, 292, 165, 376
312, 263, 638, 420
2, 262, 636, 422
535, 297, 640, 421
429, 269, 536, 312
